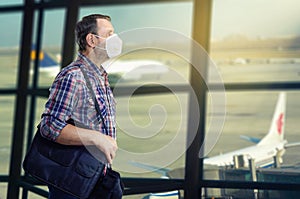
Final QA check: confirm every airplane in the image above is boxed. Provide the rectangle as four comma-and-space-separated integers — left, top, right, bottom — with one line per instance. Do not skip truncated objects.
30, 46, 169, 82
30, 45, 61, 77
103, 59, 169, 84
203, 92, 300, 168
144, 191, 180, 199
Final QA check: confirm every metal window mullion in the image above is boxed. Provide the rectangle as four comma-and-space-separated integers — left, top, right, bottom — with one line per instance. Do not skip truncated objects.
7, 0, 35, 198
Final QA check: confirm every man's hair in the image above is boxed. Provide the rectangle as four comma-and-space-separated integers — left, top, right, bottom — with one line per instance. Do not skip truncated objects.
75, 14, 111, 52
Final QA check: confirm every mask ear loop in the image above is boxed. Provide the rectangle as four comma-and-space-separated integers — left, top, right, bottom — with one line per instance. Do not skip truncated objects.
93, 34, 107, 51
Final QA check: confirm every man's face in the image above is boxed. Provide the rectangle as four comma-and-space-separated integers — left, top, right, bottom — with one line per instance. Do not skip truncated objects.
94, 19, 114, 59
97, 18, 114, 37
94, 18, 115, 50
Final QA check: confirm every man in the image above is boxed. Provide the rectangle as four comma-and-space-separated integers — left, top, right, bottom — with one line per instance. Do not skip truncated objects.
39, 14, 122, 198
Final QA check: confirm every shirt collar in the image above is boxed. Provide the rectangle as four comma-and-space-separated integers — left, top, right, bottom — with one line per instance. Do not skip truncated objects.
77, 52, 107, 78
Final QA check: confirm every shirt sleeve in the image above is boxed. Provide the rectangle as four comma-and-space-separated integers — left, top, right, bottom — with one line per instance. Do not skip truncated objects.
40, 71, 80, 141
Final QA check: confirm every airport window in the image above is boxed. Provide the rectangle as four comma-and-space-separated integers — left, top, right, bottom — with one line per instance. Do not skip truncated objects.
103, 48, 190, 87
203, 91, 300, 181
79, 2, 193, 38
210, 0, 300, 83
0, 184, 8, 198
78, 2, 193, 179
79, 3, 193, 88
198, 2, 300, 196
0, 96, 15, 175
0, 0, 22, 6
115, 93, 188, 178
29, 9, 65, 88
0, 13, 22, 89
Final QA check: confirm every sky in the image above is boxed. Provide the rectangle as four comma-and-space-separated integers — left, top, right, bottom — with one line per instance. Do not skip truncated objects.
0, 0, 300, 47
212, 0, 300, 40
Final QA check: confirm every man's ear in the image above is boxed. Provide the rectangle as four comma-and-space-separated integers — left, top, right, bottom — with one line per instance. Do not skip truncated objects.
86, 33, 95, 48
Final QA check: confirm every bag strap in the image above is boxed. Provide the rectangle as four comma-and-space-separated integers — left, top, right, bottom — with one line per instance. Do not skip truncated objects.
79, 66, 108, 135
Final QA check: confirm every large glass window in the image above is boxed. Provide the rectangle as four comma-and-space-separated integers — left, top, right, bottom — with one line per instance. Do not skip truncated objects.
80, 2, 193, 87
0, 96, 15, 175
203, 0, 300, 195
79, 2, 193, 179
210, 0, 300, 83
80, 2, 193, 36
29, 9, 65, 88
114, 93, 188, 179
204, 91, 300, 183
0, 0, 22, 6
0, 11, 22, 198
0, 13, 22, 88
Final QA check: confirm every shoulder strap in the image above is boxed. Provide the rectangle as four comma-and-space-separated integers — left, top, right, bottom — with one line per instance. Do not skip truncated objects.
79, 66, 108, 134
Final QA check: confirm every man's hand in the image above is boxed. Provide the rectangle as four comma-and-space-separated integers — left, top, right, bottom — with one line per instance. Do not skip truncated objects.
95, 133, 118, 164
57, 124, 118, 164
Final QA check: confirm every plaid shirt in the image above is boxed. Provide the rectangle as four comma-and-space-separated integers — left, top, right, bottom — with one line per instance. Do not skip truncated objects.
40, 53, 116, 141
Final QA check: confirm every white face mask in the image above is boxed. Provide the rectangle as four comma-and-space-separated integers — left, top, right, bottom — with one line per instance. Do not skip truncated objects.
94, 34, 122, 58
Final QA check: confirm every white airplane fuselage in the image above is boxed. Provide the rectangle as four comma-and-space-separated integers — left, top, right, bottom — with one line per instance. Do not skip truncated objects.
204, 142, 286, 168
204, 92, 287, 168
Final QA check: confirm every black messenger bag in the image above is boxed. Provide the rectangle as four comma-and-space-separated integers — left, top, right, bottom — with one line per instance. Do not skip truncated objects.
23, 127, 106, 198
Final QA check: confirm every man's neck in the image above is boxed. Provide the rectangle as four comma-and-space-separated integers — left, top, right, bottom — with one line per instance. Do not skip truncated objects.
82, 49, 107, 69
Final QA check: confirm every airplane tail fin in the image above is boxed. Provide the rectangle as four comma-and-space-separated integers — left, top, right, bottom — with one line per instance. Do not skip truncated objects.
31, 46, 58, 68
31, 44, 60, 76
258, 92, 286, 146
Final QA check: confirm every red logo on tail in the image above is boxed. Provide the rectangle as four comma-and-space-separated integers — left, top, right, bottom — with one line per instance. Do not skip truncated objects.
276, 113, 284, 135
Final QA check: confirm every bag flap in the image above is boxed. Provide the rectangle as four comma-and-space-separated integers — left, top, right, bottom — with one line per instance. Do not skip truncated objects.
76, 150, 105, 177
35, 132, 81, 167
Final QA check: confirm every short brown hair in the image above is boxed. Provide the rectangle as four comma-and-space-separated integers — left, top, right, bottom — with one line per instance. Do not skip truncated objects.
75, 14, 111, 52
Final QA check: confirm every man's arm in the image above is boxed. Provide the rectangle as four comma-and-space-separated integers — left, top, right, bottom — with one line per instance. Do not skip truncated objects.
56, 124, 118, 164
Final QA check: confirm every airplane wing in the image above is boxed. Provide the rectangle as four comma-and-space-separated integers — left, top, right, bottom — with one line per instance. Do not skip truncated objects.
129, 161, 170, 177
285, 142, 300, 148
240, 135, 261, 144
